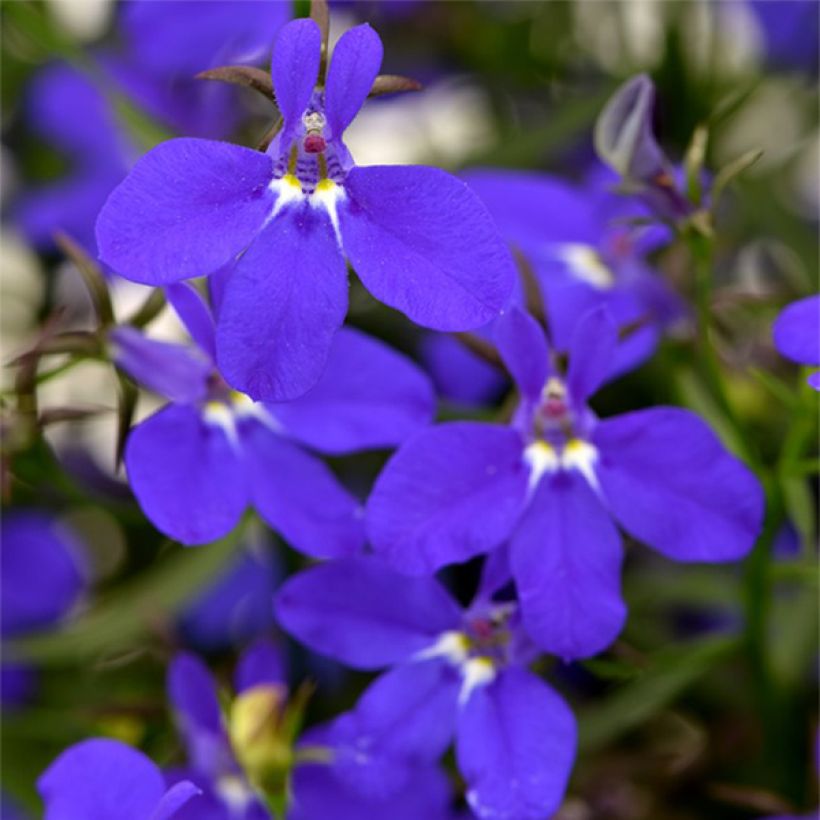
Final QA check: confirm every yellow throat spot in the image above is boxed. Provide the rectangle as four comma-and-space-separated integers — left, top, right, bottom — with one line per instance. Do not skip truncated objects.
316, 178, 336, 193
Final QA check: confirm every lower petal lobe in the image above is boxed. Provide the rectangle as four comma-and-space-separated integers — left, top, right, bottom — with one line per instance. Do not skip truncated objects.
242, 421, 365, 559
125, 404, 247, 546
216, 206, 349, 401
341, 165, 515, 331
367, 422, 529, 575
595, 407, 764, 562
456, 667, 576, 820
510, 471, 626, 660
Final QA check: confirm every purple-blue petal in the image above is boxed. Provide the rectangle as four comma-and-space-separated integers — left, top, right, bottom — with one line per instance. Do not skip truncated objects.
168, 653, 229, 776
179, 546, 279, 651
324, 24, 383, 138
120, 0, 290, 76
510, 471, 626, 660
595, 407, 765, 562
234, 637, 287, 693
1, 512, 85, 638
97, 138, 275, 285
241, 421, 364, 558
271, 18, 321, 133
125, 404, 248, 545
38, 738, 199, 820
269, 326, 435, 454
216, 207, 348, 401
456, 667, 576, 820
151, 781, 204, 820
274, 557, 462, 670
110, 326, 211, 404
166, 283, 217, 362
493, 306, 550, 401
341, 165, 515, 330
566, 306, 619, 404
367, 422, 529, 574
773, 294, 820, 367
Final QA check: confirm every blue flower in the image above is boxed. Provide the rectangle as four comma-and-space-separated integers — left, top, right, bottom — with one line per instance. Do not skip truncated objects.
96, 17, 516, 400
165, 642, 281, 819
772, 294, 820, 390
13, 62, 133, 254
275, 556, 577, 820
1, 511, 87, 706
366, 306, 765, 660
38, 737, 201, 819
110, 283, 435, 546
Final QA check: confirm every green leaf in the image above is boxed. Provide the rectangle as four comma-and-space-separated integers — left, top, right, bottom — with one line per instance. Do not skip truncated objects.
578, 636, 739, 752
7, 520, 248, 665
711, 148, 764, 207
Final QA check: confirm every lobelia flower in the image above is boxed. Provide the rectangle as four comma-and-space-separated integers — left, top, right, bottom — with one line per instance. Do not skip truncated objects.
772, 294, 820, 390
178, 527, 281, 651
366, 305, 765, 660
110, 282, 435, 547
1, 512, 87, 706
96, 17, 516, 401
276, 556, 577, 820
38, 737, 201, 819
166, 640, 282, 819
105, 0, 292, 139
13, 62, 133, 254
421, 163, 686, 408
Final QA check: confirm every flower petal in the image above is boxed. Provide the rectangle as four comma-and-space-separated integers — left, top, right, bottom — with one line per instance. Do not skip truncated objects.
216, 207, 349, 401
773, 294, 820, 366
343, 660, 459, 773
367, 422, 529, 575
96, 138, 274, 285
241, 421, 364, 558
342, 165, 515, 330
38, 738, 172, 820
462, 169, 600, 250
510, 471, 626, 660
274, 557, 462, 670
595, 407, 764, 562
166, 282, 216, 362
271, 18, 321, 132
493, 307, 550, 401
110, 326, 211, 404
125, 404, 248, 545
235, 638, 287, 692
269, 326, 435, 454
150, 781, 203, 820
456, 667, 576, 820
1, 512, 85, 637
566, 306, 619, 404
325, 24, 383, 138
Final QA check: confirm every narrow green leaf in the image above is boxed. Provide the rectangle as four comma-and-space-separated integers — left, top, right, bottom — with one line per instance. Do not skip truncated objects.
578, 636, 739, 752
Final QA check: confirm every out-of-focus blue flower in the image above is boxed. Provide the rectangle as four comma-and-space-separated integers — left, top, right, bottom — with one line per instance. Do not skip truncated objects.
38, 737, 201, 819
97, 18, 516, 401
464, 166, 684, 377
110, 283, 435, 547
748, 0, 819, 72
13, 3, 291, 255
166, 641, 282, 819
595, 74, 693, 223
179, 534, 281, 652
367, 306, 765, 660
276, 556, 576, 820
772, 294, 820, 390
1, 511, 87, 706
104, 0, 292, 139
13, 62, 133, 254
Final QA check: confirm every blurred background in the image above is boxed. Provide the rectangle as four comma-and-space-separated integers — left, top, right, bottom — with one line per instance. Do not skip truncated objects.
1, 1, 818, 818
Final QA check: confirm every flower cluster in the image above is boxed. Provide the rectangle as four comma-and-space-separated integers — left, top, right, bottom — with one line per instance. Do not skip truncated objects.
5, 3, 816, 819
